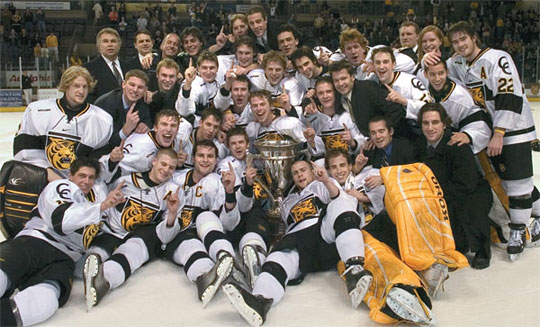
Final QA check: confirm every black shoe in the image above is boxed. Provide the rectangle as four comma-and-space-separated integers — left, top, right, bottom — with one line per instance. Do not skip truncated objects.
222, 282, 273, 327
196, 252, 233, 307
83, 253, 110, 311
532, 139, 540, 152
471, 251, 490, 269
507, 223, 527, 262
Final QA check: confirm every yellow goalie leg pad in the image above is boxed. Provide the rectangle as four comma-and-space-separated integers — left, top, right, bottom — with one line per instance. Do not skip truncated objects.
363, 231, 427, 324
380, 163, 468, 271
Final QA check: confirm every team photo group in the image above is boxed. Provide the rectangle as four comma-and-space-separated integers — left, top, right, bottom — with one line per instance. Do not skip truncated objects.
0, 3, 539, 327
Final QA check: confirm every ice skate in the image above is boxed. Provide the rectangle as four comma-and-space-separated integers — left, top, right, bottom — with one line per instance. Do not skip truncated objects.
196, 251, 233, 307
386, 287, 435, 325
508, 223, 526, 261
419, 263, 448, 299
526, 217, 540, 248
342, 257, 373, 309
222, 282, 273, 327
83, 253, 110, 311
242, 244, 263, 290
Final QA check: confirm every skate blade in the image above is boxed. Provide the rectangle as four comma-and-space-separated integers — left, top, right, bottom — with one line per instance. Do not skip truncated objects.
243, 246, 260, 290
386, 288, 434, 325
509, 252, 523, 262
349, 275, 372, 309
83, 255, 99, 312
222, 284, 263, 327
201, 256, 233, 308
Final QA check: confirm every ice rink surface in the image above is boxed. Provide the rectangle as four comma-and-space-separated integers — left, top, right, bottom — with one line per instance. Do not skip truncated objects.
0, 105, 539, 327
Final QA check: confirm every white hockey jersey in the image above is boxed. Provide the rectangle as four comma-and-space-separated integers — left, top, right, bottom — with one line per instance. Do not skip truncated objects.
447, 48, 536, 145
13, 98, 113, 177
101, 172, 182, 243
176, 124, 228, 168
386, 71, 432, 119
248, 68, 306, 116
172, 169, 240, 232
17, 179, 108, 262
302, 110, 367, 155
213, 88, 255, 128
281, 179, 338, 234
428, 79, 492, 154
342, 169, 385, 218
217, 156, 253, 213
176, 75, 223, 117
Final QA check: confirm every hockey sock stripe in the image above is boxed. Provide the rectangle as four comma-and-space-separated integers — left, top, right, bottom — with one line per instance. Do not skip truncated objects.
532, 187, 540, 202
109, 253, 132, 281
261, 261, 287, 289
203, 230, 226, 250
509, 196, 532, 209
184, 251, 210, 274
333, 211, 361, 238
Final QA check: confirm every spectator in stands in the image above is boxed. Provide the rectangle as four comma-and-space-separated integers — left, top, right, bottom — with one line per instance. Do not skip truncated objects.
23, 7, 33, 34
45, 32, 58, 63
35, 8, 45, 34
21, 71, 33, 105
92, 2, 103, 25
83, 27, 131, 103
108, 6, 118, 26
10, 10, 21, 33
118, 2, 127, 21
136, 13, 148, 32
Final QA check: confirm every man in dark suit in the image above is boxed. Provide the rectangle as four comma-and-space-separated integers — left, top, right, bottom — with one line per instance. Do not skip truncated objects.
328, 60, 405, 138
363, 116, 417, 168
246, 6, 278, 54
126, 30, 158, 73
148, 58, 181, 125
94, 69, 152, 153
353, 116, 417, 190
418, 103, 492, 269
83, 28, 132, 103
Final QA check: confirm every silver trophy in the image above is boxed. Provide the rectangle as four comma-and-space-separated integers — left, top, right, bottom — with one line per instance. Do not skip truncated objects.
247, 139, 307, 224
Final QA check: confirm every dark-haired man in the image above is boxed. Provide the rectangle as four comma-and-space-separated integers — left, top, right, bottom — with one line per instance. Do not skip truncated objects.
418, 103, 492, 269
447, 21, 540, 260
0, 157, 123, 326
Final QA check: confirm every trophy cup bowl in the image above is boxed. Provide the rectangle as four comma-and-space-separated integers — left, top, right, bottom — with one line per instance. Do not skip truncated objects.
247, 138, 307, 238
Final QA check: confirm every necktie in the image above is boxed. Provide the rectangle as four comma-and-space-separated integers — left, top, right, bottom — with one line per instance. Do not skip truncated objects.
111, 61, 123, 86
427, 145, 435, 156
380, 149, 389, 167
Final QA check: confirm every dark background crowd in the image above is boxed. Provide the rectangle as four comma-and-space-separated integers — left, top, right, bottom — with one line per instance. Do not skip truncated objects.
0, 0, 538, 86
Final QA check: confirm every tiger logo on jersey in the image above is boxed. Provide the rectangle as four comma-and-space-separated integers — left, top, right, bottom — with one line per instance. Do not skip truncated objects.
121, 198, 158, 231
46, 136, 78, 170
289, 196, 318, 223
82, 222, 103, 249
253, 180, 268, 200
322, 134, 349, 152
468, 86, 487, 109
257, 132, 287, 142
179, 207, 194, 229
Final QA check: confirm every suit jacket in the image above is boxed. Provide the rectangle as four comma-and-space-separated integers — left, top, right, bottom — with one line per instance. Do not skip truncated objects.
83, 56, 132, 104
366, 137, 417, 168
148, 83, 181, 125
419, 129, 479, 203
341, 80, 405, 137
125, 53, 158, 73
250, 20, 280, 54
94, 89, 152, 152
